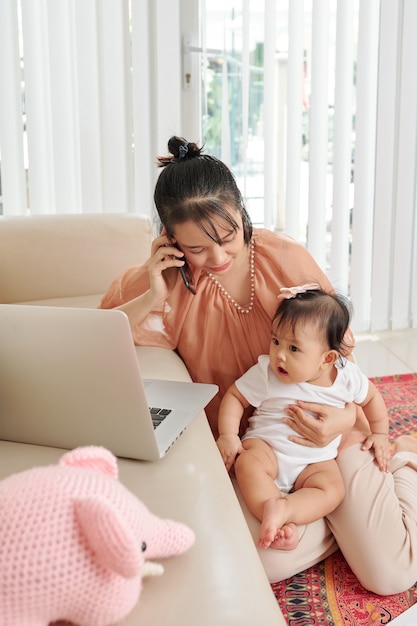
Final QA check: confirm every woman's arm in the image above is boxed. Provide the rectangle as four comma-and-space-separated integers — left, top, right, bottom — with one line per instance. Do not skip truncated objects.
102, 233, 186, 329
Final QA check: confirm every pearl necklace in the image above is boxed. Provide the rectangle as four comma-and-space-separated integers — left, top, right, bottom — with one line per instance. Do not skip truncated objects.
206, 239, 255, 314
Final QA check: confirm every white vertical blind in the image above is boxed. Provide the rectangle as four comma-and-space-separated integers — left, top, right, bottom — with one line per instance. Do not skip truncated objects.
20, 0, 55, 212
285, 0, 304, 241
241, 0, 250, 200
98, 0, 132, 213
47, 0, 81, 213
263, 0, 278, 231
329, 0, 354, 294
349, 0, 380, 332
390, 0, 417, 330
370, 0, 398, 331
221, 46, 232, 165
0, 0, 184, 218
153, 0, 182, 155
0, 0, 26, 213
307, 0, 329, 270
73, 1, 104, 212
179, 0, 201, 142
130, 1, 153, 215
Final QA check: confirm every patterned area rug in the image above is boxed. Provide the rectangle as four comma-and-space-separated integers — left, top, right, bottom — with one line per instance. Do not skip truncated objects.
271, 373, 417, 625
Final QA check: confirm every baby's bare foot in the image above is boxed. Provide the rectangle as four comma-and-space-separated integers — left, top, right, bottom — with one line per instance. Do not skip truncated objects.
258, 498, 285, 548
258, 498, 298, 550
269, 523, 299, 551
395, 435, 417, 455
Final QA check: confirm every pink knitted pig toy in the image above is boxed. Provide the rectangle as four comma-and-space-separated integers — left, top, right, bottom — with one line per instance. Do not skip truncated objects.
0, 446, 195, 626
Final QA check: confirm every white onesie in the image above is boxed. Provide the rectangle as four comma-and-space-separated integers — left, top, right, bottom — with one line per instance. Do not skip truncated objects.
238, 355, 369, 493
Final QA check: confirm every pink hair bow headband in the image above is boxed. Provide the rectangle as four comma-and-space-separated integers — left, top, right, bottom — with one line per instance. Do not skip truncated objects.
279, 283, 320, 300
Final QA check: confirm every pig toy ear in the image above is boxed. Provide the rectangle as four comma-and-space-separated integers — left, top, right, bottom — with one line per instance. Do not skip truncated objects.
74, 496, 143, 578
59, 446, 118, 478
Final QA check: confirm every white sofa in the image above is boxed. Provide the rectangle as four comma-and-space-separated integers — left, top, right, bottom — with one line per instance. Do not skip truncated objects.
0, 213, 285, 626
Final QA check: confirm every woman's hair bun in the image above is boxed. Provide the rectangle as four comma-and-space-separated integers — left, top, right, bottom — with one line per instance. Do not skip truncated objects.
157, 136, 202, 167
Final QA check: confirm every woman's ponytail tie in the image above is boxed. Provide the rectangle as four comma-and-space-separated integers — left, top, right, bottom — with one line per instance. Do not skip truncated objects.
178, 142, 189, 159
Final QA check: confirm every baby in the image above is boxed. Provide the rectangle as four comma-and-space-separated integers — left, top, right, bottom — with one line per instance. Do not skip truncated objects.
217, 285, 391, 550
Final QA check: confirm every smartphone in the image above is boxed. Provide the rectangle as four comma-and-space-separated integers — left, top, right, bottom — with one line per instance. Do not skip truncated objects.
171, 241, 196, 295
179, 266, 196, 294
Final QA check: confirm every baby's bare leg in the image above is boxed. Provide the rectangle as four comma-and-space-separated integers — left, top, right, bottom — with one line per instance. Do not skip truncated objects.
235, 439, 279, 520
235, 439, 297, 549
259, 460, 345, 550
259, 460, 344, 551
283, 459, 345, 526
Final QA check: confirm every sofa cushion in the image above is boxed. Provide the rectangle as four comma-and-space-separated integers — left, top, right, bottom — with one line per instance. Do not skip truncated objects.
0, 213, 153, 304
136, 347, 192, 382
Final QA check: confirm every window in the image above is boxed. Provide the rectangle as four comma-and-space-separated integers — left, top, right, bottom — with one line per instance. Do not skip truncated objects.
199, 1, 358, 248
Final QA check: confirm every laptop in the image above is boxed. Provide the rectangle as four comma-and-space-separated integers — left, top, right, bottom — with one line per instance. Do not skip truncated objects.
0, 304, 218, 460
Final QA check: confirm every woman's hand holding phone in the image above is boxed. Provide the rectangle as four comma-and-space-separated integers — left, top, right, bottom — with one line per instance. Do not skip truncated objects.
152, 229, 196, 295
148, 234, 185, 300
148, 232, 196, 303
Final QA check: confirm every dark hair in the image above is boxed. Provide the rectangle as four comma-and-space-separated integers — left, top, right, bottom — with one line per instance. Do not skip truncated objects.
273, 288, 353, 358
154, 136, 253, 244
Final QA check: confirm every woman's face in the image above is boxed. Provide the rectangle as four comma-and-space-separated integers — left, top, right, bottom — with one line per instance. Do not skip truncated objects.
172, 211, 246, 275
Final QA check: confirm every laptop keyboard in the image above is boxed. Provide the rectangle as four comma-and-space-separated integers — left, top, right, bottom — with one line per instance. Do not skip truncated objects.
149, 407, 172, 429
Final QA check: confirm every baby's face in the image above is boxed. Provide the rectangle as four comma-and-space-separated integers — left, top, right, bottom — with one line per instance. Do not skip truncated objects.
269, 320, 331, 386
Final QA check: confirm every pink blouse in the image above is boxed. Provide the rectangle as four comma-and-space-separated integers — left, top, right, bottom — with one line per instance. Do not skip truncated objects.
100, 229, 332, 436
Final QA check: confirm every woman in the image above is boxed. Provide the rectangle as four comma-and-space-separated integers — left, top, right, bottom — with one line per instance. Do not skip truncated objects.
100, 136, 417, 594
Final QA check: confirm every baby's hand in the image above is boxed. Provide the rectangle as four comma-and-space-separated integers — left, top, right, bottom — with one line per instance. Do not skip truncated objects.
216, 434, 244, 472
361, 433, 391, 472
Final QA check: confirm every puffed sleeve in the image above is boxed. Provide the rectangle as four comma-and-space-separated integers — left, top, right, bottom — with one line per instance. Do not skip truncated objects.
99, 264, 177, 349
99, 264, 150, 309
